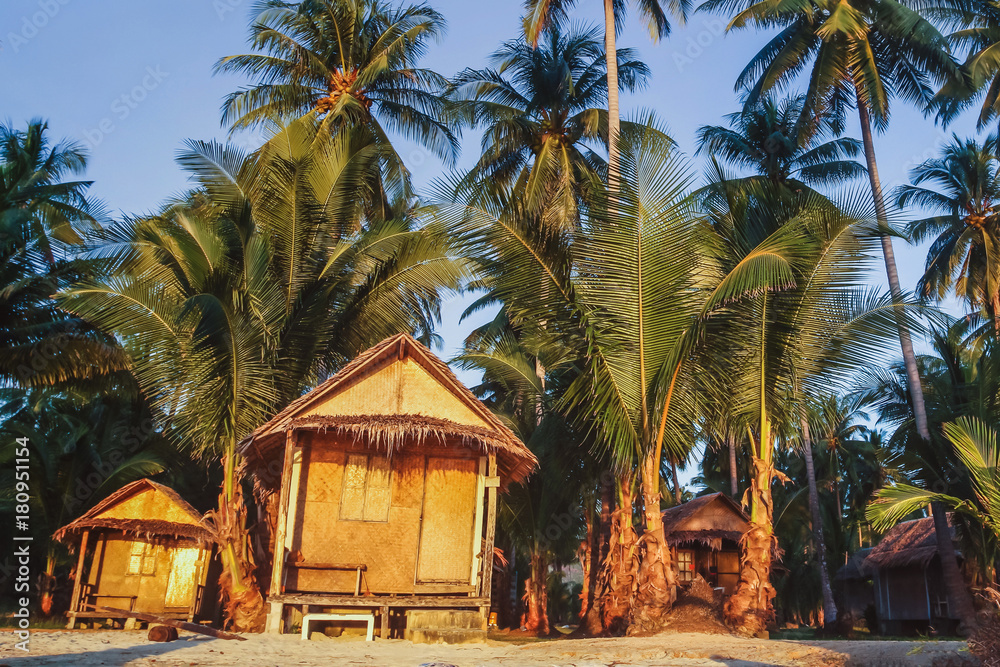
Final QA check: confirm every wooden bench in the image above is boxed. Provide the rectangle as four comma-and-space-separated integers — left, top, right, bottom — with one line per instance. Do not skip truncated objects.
284, 561, 367, 596
301, 612, 374, 641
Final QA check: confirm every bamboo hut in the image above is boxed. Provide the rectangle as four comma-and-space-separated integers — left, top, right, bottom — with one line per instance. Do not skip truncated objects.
661, 493, 749, 597
238, 333, 538, 638
54, 479, 217, 629
864, 515, 963, 635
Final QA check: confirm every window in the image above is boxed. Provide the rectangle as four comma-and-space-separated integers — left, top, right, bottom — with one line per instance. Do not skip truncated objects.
677, 549, 695, 582
340, 454, 391, 522
126, 541, 157, 576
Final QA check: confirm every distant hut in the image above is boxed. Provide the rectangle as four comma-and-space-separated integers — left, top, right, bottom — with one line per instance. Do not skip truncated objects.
54, 479, 217, 629
239, 333, 538, 638
833, 548, 874, 627
661, 492, 749, 597
864, 515, 962, 635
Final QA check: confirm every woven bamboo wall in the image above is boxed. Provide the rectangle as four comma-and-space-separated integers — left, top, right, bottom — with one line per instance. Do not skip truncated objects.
92, 487, 200, 526
89, 534, 205, 614
307, 357, 487, 429
286, 434, 481, 594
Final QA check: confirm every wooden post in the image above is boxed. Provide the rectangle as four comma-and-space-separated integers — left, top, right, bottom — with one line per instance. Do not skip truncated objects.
66, 529, 89, 629
266, 430, 297, 634
381, 605, 389, 639
480, 454, 498, 628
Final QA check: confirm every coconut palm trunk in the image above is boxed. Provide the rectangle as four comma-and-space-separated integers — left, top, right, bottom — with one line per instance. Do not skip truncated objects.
214, 443, 266, 632
522, 549, 551, 634
603, 0, 621, 192
724, 295, 777, 637
856, 94, 978, 633
728, 434, 739, 498
600, 475, 639, 633
800, 416, 837, 629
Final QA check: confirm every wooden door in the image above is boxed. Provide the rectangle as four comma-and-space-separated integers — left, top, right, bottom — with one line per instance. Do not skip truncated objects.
416, 457, 477, 583
164, 547, 201, 608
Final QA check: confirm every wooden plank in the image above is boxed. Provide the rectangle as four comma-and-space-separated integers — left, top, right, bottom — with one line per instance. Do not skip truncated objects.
269, 594, 490, 608
66, 529, 90, 629
290, 562, 367, 571
470, 457, 486, 586
84, 604, 246, 640
269, 430, 297, 598
380, 605, 389, 639
480, 454, 498, 599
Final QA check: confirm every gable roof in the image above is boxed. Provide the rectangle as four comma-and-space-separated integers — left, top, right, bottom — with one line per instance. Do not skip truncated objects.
661, 492, 750, 549
238, 333, 537, 490
53, 479, 214, 545
864, 515, 957, 572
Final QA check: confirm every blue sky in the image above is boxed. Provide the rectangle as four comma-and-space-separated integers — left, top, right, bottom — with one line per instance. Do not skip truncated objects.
1, 0, 977, 419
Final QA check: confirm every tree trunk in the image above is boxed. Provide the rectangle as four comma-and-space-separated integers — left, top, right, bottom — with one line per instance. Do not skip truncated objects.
578, 476, 612, 636
671, 458, 682, 504
39, 551, 57, 616
856, 95, 978, 635
728, 433, 739, 499
724, 434, 777, 637
603, 0, 620, 193
600, 473, 638, 634
215, 446, 266, 633
931, 500, 977, 634
522, 548, 550, 635
801, 417, 837, 629
631, 450, 677, 634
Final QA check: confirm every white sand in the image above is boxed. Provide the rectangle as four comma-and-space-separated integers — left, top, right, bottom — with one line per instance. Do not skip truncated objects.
0, 629, 974, 666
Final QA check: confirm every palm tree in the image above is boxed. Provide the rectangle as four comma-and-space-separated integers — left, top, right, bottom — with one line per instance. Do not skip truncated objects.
895, 133, 1000, 335
523, 0, 689, 192
696, 94, 865, 195
702, 0, 977, 632
59, 119, 469, 631
216, 0, 457, 201
0, 119, 126, 390
449, 23, 650, 227
933, 0, 1000, 130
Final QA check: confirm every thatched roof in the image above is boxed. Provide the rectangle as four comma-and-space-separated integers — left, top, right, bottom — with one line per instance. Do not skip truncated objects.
661, 492, 750, 549
835, 548, 872, 582
239, 333, 537, 491
864, 515, 957, 572
53, 479, 214, 546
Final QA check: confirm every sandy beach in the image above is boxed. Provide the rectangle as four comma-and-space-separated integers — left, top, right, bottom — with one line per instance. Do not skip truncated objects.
0, 629, 976, 667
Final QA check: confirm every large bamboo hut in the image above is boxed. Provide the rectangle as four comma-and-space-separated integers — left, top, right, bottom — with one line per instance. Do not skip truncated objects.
54, 479, 217, 629
661, 493, 749, 597
864, 515, 963, 635
239, 333, 537, 638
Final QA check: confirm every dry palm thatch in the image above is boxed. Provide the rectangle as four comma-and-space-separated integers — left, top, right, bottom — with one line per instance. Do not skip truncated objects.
53, 479, 215, 546
864, 515, 956, 572
239, 334, 537, 491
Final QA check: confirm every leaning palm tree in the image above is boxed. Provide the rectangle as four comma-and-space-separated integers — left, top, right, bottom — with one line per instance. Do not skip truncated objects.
523, 0, 689, 191
449, 23, 650, 228
216, 0, 457, 201
701, 0, 977, 631
60, 119, 469, 631
696, 94, 865, 196
895, 133, 1000, 336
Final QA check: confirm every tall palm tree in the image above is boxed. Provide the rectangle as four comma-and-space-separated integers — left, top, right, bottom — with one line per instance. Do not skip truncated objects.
449, 23, 650, 227
696, 94, 865, 195
216, 0, 457, 201
702, 0, 977, 631
932, 0, 1000, 130
59, 119, 470, 631
523, 0, 689, 192
896, 133, 1000, 335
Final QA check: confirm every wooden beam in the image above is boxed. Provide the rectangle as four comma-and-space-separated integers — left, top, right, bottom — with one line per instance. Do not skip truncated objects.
84, 605, 245, 641
66, 529, 89, 629
480, 454, 498, 600
470, 457, 486, 587
269, 430, 296, 599
269, 594, 490, 608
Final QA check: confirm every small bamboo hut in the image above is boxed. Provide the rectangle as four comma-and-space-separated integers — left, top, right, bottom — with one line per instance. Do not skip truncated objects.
238, 333, 538, 637
661, 493, 749, 597
864, 515, 962, 635
54, 479, 217, 629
